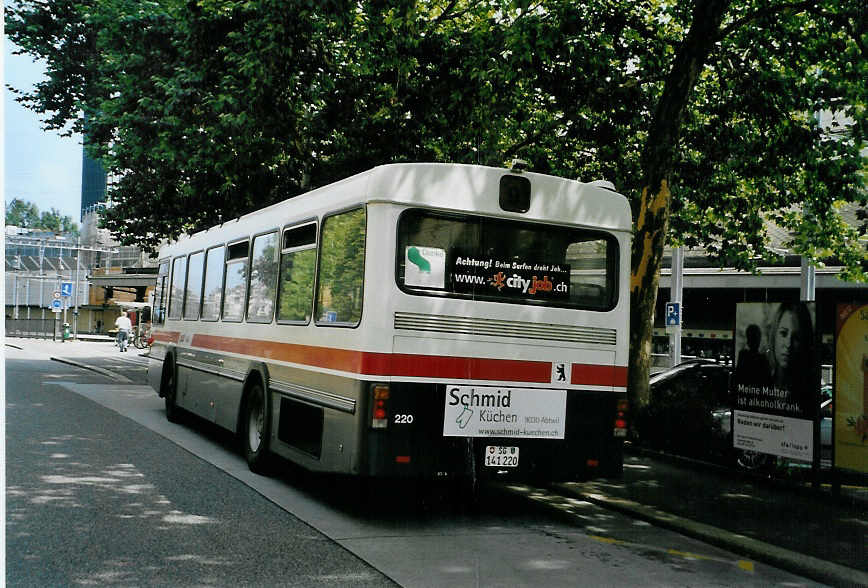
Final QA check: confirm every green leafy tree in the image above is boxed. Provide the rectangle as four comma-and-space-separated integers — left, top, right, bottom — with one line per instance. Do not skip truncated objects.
5, 198, 40, 228
5, 199, 80, 235
7, 1, 866, 412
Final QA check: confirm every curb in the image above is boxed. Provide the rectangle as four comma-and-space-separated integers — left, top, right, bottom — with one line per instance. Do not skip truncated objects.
49, 356, 134, 384
551, 483, 868, 588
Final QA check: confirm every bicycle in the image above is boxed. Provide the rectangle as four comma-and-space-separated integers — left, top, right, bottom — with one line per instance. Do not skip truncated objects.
133, 324, 151, 350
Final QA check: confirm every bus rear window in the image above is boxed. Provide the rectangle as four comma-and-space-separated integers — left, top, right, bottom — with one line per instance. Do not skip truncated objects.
396, 209, 617, 310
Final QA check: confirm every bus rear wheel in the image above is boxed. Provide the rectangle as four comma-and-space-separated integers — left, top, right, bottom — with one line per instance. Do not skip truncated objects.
242, 381, 273, 474
162, 359, 182, 424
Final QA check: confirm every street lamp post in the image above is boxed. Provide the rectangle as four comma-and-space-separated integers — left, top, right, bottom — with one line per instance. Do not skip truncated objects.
39, 240, 45, 320
73, 237, 81, 339
13, 273, 19, 319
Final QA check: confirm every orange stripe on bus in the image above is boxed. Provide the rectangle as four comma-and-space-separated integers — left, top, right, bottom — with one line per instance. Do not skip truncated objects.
152, 331, 181, 343
362, 353, 551, 382
188, 333, 626, 387
192, 334, 368, 373
571, 363, 628, 388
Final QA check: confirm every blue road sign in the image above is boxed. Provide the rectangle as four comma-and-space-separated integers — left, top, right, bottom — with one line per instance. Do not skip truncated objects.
60, 282, 73, 297
665, 302, 681, 327
50, 299, 63, 311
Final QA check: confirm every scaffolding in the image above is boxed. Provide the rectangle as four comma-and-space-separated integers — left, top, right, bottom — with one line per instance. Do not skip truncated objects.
4, 235, 133, 337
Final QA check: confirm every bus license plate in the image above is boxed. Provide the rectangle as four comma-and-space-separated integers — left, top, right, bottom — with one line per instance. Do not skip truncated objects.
485, 446, 519, 468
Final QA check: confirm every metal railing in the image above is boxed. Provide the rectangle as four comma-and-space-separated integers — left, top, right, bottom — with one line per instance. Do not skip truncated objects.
4, 318, 58, 339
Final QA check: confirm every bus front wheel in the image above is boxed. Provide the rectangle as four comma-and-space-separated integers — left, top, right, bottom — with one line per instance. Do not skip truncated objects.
242, 381, 273, 474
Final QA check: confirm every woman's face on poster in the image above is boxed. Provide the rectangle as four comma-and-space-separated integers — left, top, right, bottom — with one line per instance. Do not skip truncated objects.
774, 310, 801, 371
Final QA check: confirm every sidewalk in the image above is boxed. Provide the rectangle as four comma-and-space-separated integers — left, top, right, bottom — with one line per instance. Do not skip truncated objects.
4, 336, 148, 382
555, 451, 867, 587
5, 336, 142, 358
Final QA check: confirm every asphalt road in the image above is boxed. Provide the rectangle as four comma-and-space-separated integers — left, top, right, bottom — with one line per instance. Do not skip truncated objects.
5, 343, 825, 587
6, 355, 396, 587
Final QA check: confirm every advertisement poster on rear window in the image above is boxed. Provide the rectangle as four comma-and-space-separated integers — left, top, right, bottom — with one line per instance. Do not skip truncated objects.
834, 303, 868, 474
450, 254, 570, 300
733, 302, 819, 461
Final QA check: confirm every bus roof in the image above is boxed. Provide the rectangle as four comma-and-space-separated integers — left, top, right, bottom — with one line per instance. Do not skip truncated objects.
162, 163, 632, 256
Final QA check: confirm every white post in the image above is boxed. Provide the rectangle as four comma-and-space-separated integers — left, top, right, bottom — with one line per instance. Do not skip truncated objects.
669, 247, 684, 367
58, 274, 65, 328
73, 238, 81, 339
801, 254, 820, 486
13, 273, 19, 319
39, 241, 45, 320
800, 256, 816, 302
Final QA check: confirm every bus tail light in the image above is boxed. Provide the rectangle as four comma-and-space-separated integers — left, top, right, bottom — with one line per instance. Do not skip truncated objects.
371, 384, 390, 429
614, 399, 628, 437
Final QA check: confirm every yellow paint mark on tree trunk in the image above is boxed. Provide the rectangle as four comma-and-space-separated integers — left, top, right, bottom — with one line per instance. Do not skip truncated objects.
631, 180, 671, 294
631, 233, 657, 293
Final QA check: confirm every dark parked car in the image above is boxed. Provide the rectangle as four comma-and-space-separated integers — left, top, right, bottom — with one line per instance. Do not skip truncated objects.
636, 360, 734, 462
637, 360, 832, 469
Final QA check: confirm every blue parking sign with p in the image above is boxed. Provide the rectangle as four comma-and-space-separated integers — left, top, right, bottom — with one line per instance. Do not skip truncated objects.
665, 302, 680, 326
60, 282, 73, 297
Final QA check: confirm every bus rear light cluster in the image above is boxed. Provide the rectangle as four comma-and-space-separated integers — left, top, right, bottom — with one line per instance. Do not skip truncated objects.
371, 384, 390, 429
614, 399, 629, 437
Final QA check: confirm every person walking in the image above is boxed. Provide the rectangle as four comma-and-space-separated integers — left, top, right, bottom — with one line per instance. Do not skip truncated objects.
114, 311, 132, 352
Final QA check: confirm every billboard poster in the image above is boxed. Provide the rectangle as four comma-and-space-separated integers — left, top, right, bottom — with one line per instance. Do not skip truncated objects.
834, 303, 868, 474
733, 302, 818, 460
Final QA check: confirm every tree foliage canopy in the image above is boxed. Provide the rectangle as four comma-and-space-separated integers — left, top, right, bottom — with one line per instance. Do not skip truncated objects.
9, 0, 865, 263
8, 0, 866, 405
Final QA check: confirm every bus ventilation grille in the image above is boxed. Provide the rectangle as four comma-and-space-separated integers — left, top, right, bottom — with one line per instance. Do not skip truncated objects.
394, 312, 616, 345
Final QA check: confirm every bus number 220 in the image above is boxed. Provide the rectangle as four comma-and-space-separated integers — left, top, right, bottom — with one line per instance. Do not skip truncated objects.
394, 414, 414, 424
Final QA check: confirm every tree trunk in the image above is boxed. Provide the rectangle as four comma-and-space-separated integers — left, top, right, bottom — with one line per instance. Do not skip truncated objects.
628, 0, 732, 415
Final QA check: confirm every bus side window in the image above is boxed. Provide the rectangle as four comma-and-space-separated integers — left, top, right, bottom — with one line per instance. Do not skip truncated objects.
201, 246, 225, 321
277, 223, 317, 323
315, 208, 366, 326
183, 251, 205, 320
222, 240, 249, 322
153, 261, 169, 325
247, 231, 279, 323
168, 256, 187, 321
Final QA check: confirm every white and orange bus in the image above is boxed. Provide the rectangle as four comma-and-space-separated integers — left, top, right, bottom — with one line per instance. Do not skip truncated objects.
147, 163, 630, 484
